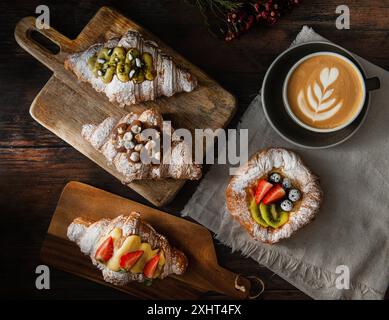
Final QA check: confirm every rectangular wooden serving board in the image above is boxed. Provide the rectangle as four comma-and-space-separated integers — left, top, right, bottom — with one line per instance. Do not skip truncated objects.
14, 6, 236, 206
41, 181, 250, 299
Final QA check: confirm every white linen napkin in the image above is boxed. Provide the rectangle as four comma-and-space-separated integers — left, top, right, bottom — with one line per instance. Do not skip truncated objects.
182, 26, 389, 300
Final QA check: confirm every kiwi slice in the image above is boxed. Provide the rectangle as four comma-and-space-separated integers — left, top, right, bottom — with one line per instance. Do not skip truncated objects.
270, 205, 280, 220
249, 199, 269, 228
260, 203, 289, 229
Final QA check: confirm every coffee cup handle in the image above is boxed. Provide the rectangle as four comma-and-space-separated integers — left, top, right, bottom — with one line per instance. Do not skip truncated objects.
365, 77, 380, 91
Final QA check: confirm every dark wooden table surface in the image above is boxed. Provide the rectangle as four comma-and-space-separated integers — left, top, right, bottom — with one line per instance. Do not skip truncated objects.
1, 0, 388, 300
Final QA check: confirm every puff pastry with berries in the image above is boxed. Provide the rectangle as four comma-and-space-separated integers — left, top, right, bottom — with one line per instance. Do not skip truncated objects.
226, 148, 322, 244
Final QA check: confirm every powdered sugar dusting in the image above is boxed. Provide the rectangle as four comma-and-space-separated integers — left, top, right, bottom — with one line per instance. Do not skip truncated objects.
82, 117, 117, 150
82, 109, 201, 182
65, 30, 197, 106
67, 213, 188, 286
226, 148, 322, 244
138, 109, 162, 127
67, 219, 110, 255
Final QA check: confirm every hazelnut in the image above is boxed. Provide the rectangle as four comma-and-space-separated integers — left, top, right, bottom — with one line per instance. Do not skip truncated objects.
116, 123, 127, 135
129, 120, 142, 134
131, 119, 142, 127
129, 151, 140, 162
131, 125, 142, 134
124, 140, 135, 150
123, 132, 133, 141
134, 144, 143, 152
135, 133, 147, 143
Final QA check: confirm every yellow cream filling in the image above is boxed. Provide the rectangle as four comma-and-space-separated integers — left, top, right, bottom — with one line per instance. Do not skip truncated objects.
99, 227, 165, 277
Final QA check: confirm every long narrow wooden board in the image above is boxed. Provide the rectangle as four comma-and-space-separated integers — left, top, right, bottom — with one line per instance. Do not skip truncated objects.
41, 181, 250, 299
14, 6, 236, 206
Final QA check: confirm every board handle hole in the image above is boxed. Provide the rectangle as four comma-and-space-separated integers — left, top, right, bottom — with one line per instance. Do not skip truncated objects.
29, 30, 60, 54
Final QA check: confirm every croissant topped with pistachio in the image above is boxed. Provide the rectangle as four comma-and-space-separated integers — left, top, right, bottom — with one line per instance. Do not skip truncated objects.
64, 30, 197, 106
67, 213, 188, 286
87, 47, 156, 84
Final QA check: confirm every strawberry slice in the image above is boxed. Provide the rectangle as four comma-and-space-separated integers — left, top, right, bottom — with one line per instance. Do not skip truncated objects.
120, 250, 144, 270
255, 179, 273, 204
143, 255, 160, 279
95, 236, 114, 262
262, 185, 286, 205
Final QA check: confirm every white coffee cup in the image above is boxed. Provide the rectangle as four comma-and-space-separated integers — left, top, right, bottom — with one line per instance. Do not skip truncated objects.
282, 52, 366, 133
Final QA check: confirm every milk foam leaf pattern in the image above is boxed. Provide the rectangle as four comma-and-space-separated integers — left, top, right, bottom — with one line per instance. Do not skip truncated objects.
320, 67, 339, 88
300, 67, 342, 122
322, 88, 334, 101
307, 86, 317, 109
313, 82, 322, 102
317, 98, 337, 112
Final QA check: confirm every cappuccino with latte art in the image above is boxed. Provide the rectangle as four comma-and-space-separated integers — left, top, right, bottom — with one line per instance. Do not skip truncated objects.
283, 52, 365, 132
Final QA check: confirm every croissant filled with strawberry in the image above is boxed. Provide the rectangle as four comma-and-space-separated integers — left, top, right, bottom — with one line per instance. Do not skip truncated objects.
67, 212, 188, 285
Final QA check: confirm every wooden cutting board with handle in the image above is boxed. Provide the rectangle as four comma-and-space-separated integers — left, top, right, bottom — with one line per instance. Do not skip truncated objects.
14, 6, 236, 206
41, 181, 250, 299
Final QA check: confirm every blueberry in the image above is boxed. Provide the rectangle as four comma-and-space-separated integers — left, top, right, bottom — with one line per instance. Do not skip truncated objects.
269, 172, 281, 183
288, 189, 301, 202
281, 200, 293, 212
282, 178, 292, 189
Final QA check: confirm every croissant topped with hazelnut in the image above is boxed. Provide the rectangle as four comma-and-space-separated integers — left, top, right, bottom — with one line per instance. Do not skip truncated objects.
64, 30, 197, 106
67, 213, 188, 285
81, 108, 202, 182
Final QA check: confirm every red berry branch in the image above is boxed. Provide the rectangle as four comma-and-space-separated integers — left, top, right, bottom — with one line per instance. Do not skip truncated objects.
187, 0, 301, 41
